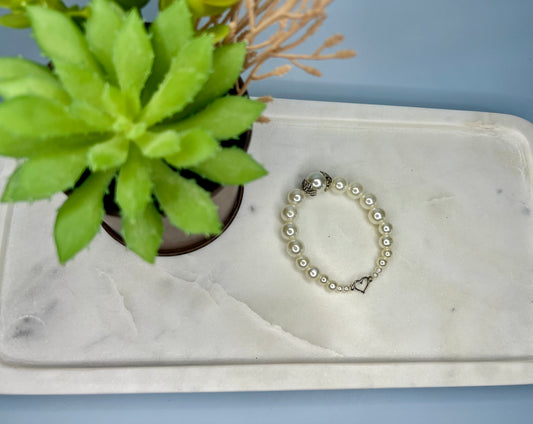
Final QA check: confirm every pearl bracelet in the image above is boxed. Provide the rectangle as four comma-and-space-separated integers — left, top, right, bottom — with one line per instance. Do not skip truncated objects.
281, 171, 393, 294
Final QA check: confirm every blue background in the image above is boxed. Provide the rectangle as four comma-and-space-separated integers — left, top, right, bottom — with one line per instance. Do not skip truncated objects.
0, 0, 532, 422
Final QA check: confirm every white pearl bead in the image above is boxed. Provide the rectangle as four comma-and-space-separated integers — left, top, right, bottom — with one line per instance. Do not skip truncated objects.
373, 272, 379, 279
287, 239, 304, 257
281, 222, 297, 239
306, 172, 326, 191
281, 204, 297, 221
336, 285, 343, 292
379, 222, 393, 234
319, 274, 329, 284
295, 255, 310, 270
381, 248, 392, 258
288, 189, 304, 205
379, 235, 393, 248
360, 193, 377, 210
346, 183, 363, 199
368, 208, 386, 224
331, 177, 347, 194
343, 286, 350, 292
377, 257, 387, 268
328, 281, 337, 290
307, 267, 319, 280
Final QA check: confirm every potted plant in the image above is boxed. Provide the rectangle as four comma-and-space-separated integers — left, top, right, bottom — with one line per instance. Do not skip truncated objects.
0, 0, 355, 264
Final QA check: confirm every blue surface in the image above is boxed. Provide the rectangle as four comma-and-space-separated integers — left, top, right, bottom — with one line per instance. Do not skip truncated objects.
0, 0, 532, 422
0, 386, 532, 424
249, 0, 533, 122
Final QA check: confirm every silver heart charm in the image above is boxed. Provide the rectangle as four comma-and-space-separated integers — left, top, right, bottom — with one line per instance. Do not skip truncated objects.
351, 276, 373, 293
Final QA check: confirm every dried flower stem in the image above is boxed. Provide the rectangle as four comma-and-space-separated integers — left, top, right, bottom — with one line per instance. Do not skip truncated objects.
213, 0, 356, 95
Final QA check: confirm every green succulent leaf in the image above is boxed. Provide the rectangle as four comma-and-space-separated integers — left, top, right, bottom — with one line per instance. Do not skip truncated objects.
121, 202, 162, 263
198, 24, 229, 44
186, 0, 239, 17
54, 170, 115, 264
114, 0, 150, 10
134, 130, 181, 158
45, 0, 69, 10
0, 58, 69, 102
53, 60, 111, 113
85, 0, 125, 81
0, 76, 70, 103
196, 42, 246, 104
113, 8, 154, 112
140, 34, 213, 127
116, 144, 152, 218
151, 160, 221, 235
102, 84, 132, 118
192, 146, 267, 185
26, 6, 100, 74
152, 0, 192, 59
143, 0, 192, 101
157, 96, 266, 140
68, 100, 115, 129
0, 127, 110, 158
88, 135, 129, 171
164, 128, 220, 168
0, 57, 51, 81
175, 42, 246, 119
0, 96, 100, 137
1, 148, 88, 202
0, 13, 30, 29
203, 0, 241, 6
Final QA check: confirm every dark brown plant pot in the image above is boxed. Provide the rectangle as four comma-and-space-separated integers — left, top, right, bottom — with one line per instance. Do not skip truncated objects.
101, 129, 252, 256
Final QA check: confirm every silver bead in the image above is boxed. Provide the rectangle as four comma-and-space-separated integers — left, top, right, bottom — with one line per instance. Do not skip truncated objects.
360, 192, 377, 210
306, 172, 327, 191
287, 239, 304, 257
344, 286, 350, 292
368, 208, 386, 224
307, 267, 320, 280
377, 257, 387, 268
372, 272, 379, 279
379, 235, 393, 248
288, 189, 304, 205
379, 222, 393, 235
328, 281, 337, 290
336, 285, 343, 292
319, 274, 329, 284
295, 255, 310, 270
281, 204, 297, 221
331, 177, 347, 194
281, 222, 297, 240
346, 183, 363, 199
381, 248, 392, 258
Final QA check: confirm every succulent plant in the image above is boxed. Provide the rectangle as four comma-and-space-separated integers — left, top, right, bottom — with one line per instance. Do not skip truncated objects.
0, 0, 267, 263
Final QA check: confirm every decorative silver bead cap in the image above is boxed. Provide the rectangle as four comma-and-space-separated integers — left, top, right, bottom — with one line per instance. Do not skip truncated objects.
301, 171, 332, 196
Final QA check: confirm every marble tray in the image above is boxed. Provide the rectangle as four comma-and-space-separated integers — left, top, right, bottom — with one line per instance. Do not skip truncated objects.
0, 99, 532, 394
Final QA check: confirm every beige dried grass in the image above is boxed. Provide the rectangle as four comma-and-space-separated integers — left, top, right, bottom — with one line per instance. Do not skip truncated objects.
207, 0, 356, 95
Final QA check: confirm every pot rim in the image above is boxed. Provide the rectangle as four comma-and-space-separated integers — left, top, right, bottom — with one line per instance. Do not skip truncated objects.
101, 185, 245, 255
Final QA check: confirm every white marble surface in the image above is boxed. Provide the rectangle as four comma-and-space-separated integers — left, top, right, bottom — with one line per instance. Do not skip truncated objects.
0, 99, 532, 392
